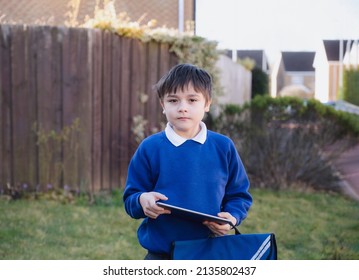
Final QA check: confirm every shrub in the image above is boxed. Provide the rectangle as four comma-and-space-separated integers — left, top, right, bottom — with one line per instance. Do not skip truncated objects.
343, 67, 359, 106
0, 118, 83, 201
209, 96, 359, 191
251, 67, 269, 98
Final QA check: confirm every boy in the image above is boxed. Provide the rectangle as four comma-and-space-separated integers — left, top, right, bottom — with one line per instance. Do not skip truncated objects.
123, 63, 252, 259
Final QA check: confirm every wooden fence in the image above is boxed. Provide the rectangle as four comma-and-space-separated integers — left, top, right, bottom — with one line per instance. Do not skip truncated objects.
0, 24, 178, 193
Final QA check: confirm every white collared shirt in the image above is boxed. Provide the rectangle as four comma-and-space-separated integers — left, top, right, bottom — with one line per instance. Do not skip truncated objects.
165, 122, 207, 147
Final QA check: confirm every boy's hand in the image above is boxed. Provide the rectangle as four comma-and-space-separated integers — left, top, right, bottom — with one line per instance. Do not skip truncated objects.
203, 212, 237, 236
139, 192, 171, 219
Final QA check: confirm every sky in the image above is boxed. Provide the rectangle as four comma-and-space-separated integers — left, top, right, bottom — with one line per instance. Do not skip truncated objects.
195, 0, 359, 64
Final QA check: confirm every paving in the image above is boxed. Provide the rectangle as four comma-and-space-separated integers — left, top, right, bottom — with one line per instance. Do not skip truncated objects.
335, 144, 359, 201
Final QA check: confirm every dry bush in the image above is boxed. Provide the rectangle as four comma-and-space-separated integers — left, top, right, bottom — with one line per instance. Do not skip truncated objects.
210, 96, 359, 191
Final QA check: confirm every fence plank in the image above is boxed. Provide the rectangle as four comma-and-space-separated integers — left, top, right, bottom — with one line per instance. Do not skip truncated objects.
11, 25, 37, 188
78, 29, 93, 194
61, 27, 76, 191
28, 26, 41, 188
129, 39, 145, 151
119, 37, 132, 186
91, 29, 103, 192
35, 26, 63, 189
75, 28, 92, 194
101, 30, 112, 190
0, 25, 13, 187
146, 41, 162, 133
110, 33, 121, 190
61, 27, 92, 192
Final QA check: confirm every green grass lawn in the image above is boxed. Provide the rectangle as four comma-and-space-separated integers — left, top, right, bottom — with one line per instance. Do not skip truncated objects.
0, 189, 358, 259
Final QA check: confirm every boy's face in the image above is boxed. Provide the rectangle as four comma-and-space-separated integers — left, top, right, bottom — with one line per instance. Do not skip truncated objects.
161, 84, 211, 139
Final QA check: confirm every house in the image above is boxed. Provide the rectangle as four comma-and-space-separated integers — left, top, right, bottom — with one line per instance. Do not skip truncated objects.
225, 49, 270, 73
271, 51, 315, 98
0, 0, 195, 31
313, 40, 358, 103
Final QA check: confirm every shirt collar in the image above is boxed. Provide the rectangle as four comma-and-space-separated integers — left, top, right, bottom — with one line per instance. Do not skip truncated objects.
165, 122, 207, 147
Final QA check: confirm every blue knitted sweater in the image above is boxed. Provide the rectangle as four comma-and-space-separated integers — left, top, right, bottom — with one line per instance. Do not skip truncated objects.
123, 130, 252, 254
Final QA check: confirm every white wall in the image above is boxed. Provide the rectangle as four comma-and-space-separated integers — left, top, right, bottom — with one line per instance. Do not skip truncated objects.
313, 45, 330, 102
215, 54, 252, 105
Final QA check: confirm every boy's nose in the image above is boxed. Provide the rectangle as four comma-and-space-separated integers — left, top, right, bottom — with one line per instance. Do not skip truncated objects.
178, 102, 188, 112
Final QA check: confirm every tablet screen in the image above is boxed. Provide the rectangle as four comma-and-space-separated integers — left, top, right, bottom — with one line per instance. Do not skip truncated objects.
156, 201, 233, 226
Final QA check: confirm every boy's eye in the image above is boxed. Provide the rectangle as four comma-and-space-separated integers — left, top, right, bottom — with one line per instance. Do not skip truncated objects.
168, 99, 177, 103
189, 99, 198, 102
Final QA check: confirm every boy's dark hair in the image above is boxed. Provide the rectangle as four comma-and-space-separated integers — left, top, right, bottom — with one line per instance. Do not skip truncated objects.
155, 63, 212, 103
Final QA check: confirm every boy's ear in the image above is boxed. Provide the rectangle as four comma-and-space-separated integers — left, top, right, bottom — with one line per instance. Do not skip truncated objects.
205, 100, 212, 112
160, 100, 166, 114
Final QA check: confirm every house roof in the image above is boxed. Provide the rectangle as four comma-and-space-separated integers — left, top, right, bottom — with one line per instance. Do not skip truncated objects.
237, 50, 269, 70
281, 51, 315, 72
224, 49, 270, 71
323, 40, 355, 61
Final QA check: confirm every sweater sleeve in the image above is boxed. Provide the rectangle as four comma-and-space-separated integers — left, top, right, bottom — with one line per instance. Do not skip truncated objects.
123, 142, 156, 219
222, 140, 252, 226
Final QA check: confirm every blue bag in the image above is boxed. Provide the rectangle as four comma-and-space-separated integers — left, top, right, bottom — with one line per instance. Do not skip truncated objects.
171, 228, 277, 260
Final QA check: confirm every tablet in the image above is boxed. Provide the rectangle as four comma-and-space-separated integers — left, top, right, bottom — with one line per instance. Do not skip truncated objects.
156, 201, 233, 226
